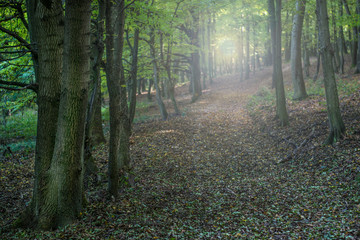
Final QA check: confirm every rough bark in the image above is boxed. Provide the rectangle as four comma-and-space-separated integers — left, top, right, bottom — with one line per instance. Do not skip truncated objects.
39, 0, 91, 229
317, 0, 346, 144
290, 0, 307, 100
15, 0, 63, 229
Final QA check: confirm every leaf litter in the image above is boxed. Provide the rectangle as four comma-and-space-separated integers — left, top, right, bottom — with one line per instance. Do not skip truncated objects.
1, 62, 360, 239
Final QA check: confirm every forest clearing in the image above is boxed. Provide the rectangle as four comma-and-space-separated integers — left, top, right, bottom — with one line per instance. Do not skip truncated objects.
1, 0, 360, 239
1, 59, 360, 238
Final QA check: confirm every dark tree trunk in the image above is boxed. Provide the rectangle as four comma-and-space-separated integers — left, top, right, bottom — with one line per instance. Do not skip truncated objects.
42, 0, 92, 228
89, 0, 106, 146
317, 0, 346, 144
106, 0, 132, 198
290, 0, 307, 100
356, 0, 360, 73
15, 0, 63, 230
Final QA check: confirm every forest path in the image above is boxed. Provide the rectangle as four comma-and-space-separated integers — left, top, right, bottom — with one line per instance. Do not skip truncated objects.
126, 64, 309, 237
123, 61, 359, 238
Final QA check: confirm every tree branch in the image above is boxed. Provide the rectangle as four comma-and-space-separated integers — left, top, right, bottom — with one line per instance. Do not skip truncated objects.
0, 80, 38, 93
0, 24, 34, 55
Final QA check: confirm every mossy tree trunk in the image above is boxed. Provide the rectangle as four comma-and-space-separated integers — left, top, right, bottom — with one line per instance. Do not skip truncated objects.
15, 0, 63, 229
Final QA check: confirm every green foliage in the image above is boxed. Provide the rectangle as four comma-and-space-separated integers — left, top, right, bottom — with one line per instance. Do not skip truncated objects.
0, 110, 37, 140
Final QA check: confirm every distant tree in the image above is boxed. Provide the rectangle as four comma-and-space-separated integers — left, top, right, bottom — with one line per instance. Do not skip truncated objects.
268, 0, 289, 126
290, 0, 307, 100
317, 0, 345, 144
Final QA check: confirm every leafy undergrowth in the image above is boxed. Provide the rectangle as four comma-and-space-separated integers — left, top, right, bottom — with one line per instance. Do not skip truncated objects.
1, 63, 360, 239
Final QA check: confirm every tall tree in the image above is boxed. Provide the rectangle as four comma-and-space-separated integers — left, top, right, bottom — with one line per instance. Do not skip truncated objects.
16, 0, 64, 229
269, 0, 289, 126
17, 0, 92, 230
106, 0, 132, 198
290, 0, 307, 100
356, 0, 360, 73
317, 0, 345, 144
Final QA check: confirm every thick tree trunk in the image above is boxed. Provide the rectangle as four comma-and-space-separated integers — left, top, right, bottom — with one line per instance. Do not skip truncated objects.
15, 0, 63, 229
317, 0, 345, 144
269, 0, 289, 126
39, 0, 91, 229
290, 0, 307, 100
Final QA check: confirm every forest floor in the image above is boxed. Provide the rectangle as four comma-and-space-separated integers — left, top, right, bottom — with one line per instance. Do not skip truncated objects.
1, 60, 360, 239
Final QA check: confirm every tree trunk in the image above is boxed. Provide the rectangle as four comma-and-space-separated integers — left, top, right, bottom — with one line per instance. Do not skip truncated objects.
342, 0, 358, 66
290, 0, 307, 100
106, 0, 132, 198
38, 0, 91, 229
201, 16, 207, 90
238, 26, 244, 81
317, 0, 345, 144
356, 0, 360, 73
15, 0, 63, 229
207, 13, 213, 84
269, 0, 289, 126
338, 0, 345, 74
150, 28, 168, 120
245, 17, 250, 80
190, 10, 202, 102
303, 13, 310, 78
129, 28, 140, 123
89, 0, 106, 146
